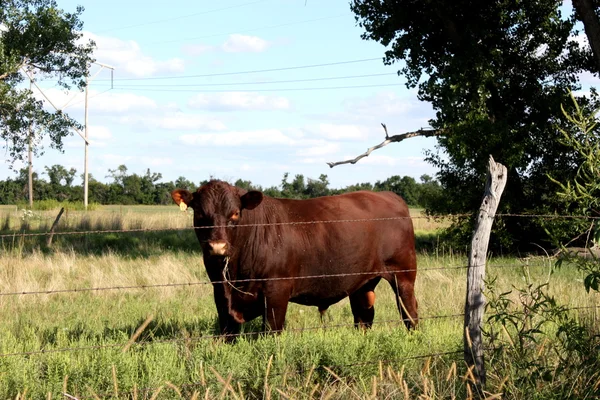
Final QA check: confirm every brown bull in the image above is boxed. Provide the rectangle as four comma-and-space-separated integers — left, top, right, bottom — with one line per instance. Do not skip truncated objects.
172, 180, 418, 337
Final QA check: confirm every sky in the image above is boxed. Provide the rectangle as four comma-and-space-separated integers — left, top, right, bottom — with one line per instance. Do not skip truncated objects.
1, 0, 442, 189
3, 0, 588, 190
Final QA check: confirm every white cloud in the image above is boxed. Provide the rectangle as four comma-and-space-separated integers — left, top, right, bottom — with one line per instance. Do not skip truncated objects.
342, 92, 419, 117
188, 92, 290, 111
64, 125, 112, 148
222, 34, 270, 53
141, 157, 173, 166
100, 154, 134, 165
83, 31, 185, 78
34, 88, 158, 115
88, 125, 113, 147
180, 129, 296, 147
117, 112, 227, 132
155, 113, 227, 131
311, 124, 369, 141
296, 142, 341, 157
90, 92, 159, 114
182, 34, 270, 56
181, 44, 214, 56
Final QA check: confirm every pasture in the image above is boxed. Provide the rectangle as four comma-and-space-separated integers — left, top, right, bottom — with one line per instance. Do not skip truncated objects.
0, 205, 598, 399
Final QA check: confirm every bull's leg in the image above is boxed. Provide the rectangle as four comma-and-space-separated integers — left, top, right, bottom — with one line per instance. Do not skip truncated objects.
262, 286, 290, 332
349, 278, 381, 329
386, 271, 418, 330
212, 285, 241, 341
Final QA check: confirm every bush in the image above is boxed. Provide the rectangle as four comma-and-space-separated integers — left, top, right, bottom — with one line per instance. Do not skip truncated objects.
16, 200, 99, 211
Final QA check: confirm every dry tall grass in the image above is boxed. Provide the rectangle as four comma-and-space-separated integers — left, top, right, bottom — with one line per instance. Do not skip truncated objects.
2, 205, 599, 399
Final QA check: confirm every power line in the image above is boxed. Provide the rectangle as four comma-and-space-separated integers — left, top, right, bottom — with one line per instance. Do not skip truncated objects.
96, 0, 269, 33
92, 72, 398, 88
107, 83, 404, 93
95, 57, 383, 81
151, 14, 350, 45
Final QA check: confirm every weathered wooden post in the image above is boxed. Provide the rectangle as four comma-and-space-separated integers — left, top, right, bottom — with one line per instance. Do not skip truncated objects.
46, 207, 65, 248
464, 155, 507, 392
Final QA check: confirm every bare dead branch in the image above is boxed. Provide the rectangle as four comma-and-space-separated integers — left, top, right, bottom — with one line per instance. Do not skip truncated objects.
381, 123, 389, 139
326, 125, 444, 168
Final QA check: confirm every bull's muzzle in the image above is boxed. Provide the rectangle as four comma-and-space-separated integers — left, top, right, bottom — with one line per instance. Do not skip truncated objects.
208, 240, 228, 256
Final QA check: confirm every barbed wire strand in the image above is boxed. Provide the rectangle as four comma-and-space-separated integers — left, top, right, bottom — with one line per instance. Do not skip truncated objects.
0, 304, 597, 359
0, 262, 575, 298
0, 214, 457, 239
3, 211, 600, 240
0, 314, 465, 358
0, 265, 465, 297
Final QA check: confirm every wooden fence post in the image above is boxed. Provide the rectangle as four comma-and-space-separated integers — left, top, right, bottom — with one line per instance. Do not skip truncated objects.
464, 155, 507, 391
46, 207, 65, 248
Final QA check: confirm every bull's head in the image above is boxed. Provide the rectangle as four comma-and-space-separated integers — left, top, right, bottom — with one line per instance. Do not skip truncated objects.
171, 181, 263, 257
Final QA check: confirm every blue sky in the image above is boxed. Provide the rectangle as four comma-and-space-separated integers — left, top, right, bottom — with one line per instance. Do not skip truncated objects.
5, 1, 450, 188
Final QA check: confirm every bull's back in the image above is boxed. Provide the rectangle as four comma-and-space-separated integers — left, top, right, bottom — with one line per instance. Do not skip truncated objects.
281, 190, 410, 221
274, 191, 414, 301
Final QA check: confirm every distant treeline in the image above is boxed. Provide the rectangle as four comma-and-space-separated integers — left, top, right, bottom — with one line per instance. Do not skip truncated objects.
0, 164, 443, 208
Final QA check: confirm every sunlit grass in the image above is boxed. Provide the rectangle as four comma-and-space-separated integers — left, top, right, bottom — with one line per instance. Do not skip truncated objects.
0, 205, 598, 398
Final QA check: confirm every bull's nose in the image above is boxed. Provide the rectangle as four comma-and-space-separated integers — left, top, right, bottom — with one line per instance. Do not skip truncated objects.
208, 241, 228, 256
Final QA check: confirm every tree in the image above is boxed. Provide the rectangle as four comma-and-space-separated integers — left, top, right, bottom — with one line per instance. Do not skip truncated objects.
44, 164, 76, 200
174, 176, 196, 191
305, 174, 330, 198
572, 0, 600, 73
548, 93, 600, 292
45, 164, 76, 186
281, 173, 308, 199
0, 0, 95, 163
337, 0, 599, 250
375, 175, 420, 206
418, 174, 443, 210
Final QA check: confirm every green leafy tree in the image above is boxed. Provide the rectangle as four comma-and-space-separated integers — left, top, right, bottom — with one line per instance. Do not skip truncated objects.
549, 93, 600, 292
44, 164, 76, 200
0, 0, 95, 163
348, 0, 598, 251
174, 176, 196, 191
375, 175, 420, 206
305, 174, 330, 198
281, 173, 308, 199
418, 174, 443, 210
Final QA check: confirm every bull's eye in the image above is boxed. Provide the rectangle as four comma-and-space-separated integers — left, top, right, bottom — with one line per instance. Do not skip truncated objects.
229, 210, 240, 222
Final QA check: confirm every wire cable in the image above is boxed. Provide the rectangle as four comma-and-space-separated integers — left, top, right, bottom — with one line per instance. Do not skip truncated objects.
94, 57, 383, 81
91, 72, 398, 88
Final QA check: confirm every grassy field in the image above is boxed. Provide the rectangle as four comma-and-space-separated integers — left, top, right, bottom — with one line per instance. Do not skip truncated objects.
0, 205, 598, 399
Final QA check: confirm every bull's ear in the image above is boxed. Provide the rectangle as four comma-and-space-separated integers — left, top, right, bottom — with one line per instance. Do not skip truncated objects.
241, 190, 263, 210
171, 189, 193, 208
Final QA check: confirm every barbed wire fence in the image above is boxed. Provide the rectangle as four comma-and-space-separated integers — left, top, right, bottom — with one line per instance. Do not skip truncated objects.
1, 156, 600, 398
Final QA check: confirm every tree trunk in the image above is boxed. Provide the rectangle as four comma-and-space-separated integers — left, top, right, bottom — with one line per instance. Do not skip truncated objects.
572, 0, 600, 73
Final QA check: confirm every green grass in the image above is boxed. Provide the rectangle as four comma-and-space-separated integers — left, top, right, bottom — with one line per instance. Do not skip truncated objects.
0, 205, 598, 399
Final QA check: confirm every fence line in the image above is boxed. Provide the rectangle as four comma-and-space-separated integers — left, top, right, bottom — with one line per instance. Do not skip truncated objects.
1, 304, 597, 360
0, 314, 466, 359
0, 266, 463, 297
3, 211, 600, 239
0, 262, 569, 298
0, 215, 460, 239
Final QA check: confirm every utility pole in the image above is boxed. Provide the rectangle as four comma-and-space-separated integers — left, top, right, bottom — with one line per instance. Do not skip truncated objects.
22, 62, 114, 211
28, 75, 33, 209
82, 62, 113, 210
84, 76, 89, 210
